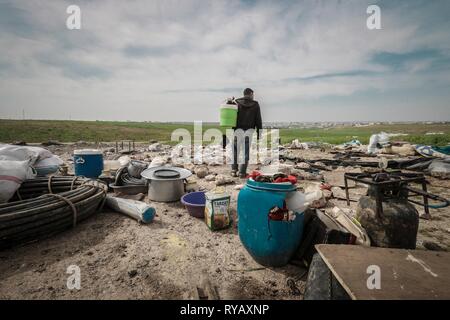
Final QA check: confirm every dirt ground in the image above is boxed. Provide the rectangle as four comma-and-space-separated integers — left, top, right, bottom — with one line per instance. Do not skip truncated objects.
1, 142, 449, 300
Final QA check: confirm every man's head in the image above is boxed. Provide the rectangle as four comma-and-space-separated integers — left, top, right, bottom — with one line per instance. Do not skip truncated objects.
243, 88, 254, 100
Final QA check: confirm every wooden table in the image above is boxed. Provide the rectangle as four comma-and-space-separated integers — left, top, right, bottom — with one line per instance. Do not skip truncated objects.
316, 244, 450, 300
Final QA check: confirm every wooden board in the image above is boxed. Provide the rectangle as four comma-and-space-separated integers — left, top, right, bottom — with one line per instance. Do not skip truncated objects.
315, 244, 450, 300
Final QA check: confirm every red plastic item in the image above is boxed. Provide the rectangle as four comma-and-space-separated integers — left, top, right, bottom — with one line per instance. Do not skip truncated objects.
320, 183, 332, 191
248, 170, 261, 180
274, 175, 297, 185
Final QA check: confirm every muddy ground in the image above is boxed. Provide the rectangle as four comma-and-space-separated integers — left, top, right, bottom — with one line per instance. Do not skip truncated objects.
0, 142, 449, 299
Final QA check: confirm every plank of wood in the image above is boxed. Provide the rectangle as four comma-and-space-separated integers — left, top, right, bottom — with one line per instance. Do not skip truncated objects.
316, 244, 450, 300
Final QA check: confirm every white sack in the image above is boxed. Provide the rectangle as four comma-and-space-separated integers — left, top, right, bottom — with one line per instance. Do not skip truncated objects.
0, 160, 36, 203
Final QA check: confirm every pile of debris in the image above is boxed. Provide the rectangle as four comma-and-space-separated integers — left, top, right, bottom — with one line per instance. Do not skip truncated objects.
1, 134, 449, 300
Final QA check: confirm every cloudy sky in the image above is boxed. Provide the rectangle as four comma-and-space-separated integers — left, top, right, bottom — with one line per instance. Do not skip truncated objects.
1, 0, 450, 122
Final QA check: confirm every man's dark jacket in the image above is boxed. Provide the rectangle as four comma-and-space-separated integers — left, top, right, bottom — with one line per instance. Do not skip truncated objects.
234, 97, 262, 138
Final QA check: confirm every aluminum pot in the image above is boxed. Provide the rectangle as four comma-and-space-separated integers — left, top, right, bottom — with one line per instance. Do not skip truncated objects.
141, 166, 192, 202
127, 160, 148, 179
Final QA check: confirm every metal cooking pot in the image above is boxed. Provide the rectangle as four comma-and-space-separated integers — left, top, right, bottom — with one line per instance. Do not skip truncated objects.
141, 166, 192, 202
127, 160, 148, 179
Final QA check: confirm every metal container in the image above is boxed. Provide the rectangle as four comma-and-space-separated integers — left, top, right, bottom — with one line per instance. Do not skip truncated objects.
127, 160, 148, 179
109, 183, 148, 195
141, 166, 192, 202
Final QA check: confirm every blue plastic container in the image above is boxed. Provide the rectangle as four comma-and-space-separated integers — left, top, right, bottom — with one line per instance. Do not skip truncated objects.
73, 149, 104, 178
237, 179, 304, 267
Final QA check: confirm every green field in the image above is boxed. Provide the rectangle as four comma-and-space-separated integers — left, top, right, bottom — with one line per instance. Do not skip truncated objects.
0, 119, 449, 146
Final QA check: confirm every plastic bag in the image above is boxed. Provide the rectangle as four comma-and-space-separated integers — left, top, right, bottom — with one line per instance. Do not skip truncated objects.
0, 160, 36, 203
0, 144, 53, 164
367, 132, 390, 154
33, 155, 64, 176
428, 159, 450, 179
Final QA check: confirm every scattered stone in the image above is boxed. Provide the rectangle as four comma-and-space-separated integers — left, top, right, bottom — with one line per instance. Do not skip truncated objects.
294, 169, 323, 181
215, 174, 234, 186
322, 189, 333, 199
128, 270, 138, 278
205, 174, 216, 181
278, 164, 294, 175
42, 140, 63, 146
331, 187, 347, 200
295, 162, 311, 170
286, 278, 301, 296
196, 166, 209, 179
149, 156, 167, 167
309, 197, 327, 209
288, 139, 309, 149
324, 171, 356, 188
423, 241, 446, 251
148, 143, 163, 152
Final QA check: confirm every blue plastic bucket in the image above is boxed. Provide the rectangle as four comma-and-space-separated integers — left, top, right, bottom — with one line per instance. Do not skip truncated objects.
237, 179, 304, 267
73, 149, 104, 178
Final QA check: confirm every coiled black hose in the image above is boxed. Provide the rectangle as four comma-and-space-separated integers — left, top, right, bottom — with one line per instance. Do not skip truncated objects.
0, 176, 107, 250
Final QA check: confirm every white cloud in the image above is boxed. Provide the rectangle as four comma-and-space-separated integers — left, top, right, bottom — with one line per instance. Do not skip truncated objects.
0, 0, 449, 121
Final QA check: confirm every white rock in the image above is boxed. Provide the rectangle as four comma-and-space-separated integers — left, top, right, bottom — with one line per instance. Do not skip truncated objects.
196, 166, 209, 179
148, 143, 162, 152
295, 162, 311, 170
215, 174, 234, 186
149, 156, 167, 168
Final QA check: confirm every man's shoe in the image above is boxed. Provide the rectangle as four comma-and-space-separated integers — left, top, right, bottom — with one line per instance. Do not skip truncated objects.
231, 170, 238, 177
239, 173, 247, 179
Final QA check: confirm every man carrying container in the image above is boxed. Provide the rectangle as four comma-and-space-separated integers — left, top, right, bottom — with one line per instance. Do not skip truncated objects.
231, 88, 263, 178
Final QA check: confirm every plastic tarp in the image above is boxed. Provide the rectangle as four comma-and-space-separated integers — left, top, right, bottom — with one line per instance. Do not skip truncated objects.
415, 145, 450, 158
367, 132, 390, 154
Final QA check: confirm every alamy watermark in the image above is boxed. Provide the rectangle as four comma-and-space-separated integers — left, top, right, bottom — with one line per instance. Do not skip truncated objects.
66, 4, 381, 31
66, 5, 81, 30
169, 121, 280, 168
366, 265, 381, 290
66, 264, 81, 290
367, 5, 381, 30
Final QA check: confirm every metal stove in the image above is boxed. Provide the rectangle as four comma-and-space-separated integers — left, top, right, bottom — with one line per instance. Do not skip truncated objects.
344, 171, 449, 218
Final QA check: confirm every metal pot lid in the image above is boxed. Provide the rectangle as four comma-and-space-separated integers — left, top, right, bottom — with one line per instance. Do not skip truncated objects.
141, 166, 192, 181
154, 169, 180, 179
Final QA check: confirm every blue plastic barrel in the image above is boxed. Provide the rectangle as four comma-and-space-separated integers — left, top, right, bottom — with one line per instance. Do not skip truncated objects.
237, 179, 304, 267
73, 149, 104, 178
